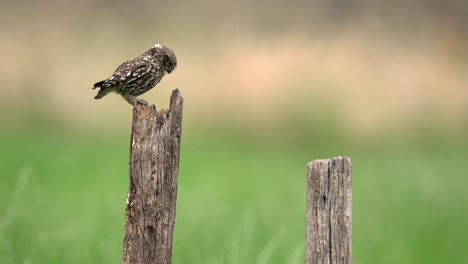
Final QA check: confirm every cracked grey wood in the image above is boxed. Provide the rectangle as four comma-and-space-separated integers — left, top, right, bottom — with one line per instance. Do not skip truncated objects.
306, 157, 352, 264
122, 89, 183, 264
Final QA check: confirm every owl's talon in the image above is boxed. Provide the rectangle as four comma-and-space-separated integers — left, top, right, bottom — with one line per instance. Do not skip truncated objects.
134, 99, 148, 107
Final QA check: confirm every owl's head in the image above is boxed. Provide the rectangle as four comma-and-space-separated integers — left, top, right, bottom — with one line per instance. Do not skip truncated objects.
153, 44, 177, 74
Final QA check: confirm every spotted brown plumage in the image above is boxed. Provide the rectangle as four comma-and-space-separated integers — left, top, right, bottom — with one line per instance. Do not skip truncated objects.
93, 44, 177, 107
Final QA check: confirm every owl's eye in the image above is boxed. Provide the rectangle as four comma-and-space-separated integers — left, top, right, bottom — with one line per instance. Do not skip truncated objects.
166, 61, 173, 68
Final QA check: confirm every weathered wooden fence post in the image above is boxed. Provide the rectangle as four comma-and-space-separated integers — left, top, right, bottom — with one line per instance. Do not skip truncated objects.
122, 89, 183, 264
306, 156, 352, 264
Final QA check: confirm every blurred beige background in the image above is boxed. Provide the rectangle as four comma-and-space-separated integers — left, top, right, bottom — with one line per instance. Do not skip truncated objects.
1, 0, 467, 136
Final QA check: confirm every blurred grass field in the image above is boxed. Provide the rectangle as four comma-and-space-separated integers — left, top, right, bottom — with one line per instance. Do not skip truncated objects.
1, 122, 467, 264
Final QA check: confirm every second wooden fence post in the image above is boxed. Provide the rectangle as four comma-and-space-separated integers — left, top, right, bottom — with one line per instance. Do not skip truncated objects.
306, 156, 352, 264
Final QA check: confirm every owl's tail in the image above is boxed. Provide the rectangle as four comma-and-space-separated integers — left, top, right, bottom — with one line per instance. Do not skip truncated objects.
93, 80, 105, 90
93, 80, 108, 100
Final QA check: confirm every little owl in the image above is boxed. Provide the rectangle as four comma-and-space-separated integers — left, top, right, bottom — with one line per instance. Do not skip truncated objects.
92, 44, 177, 107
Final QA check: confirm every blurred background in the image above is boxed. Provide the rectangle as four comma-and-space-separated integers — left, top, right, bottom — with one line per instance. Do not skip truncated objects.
1, 0, 467, 263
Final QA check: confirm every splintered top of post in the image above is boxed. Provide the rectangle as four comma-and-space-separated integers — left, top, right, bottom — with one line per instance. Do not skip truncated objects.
130, 88, 183, 149
169, 89, 183, 113
132, 88, 183, 118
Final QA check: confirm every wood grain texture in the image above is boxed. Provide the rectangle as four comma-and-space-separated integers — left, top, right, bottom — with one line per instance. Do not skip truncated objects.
306, 157, 352, 264
122, 89, 183, 264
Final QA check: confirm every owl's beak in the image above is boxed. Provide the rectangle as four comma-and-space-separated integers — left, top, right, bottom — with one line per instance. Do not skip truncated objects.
167, 65, 176, 74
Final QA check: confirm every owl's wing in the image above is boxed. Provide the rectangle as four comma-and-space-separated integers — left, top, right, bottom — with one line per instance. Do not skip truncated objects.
102, 59, 153, 88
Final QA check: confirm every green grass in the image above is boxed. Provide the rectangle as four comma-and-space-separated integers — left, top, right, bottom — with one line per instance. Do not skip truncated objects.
1, 126, 467, 263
